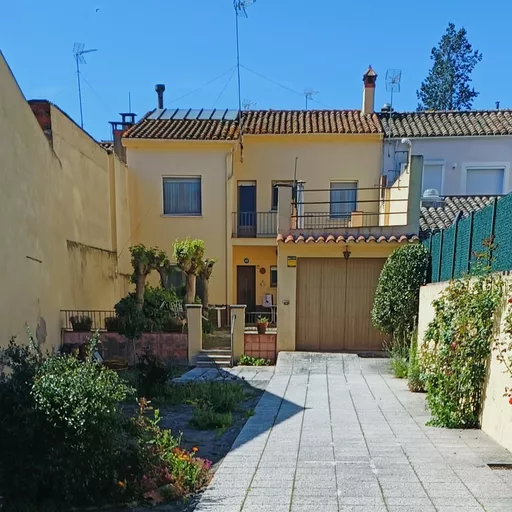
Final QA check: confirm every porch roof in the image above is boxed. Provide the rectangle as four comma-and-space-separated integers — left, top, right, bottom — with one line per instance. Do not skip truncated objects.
276, 233, 419, 244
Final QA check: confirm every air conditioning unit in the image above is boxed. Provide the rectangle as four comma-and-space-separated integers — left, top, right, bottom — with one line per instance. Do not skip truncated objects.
421, 189, 444, 208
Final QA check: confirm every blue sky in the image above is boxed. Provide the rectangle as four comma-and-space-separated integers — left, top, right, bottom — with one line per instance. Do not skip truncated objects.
2, 0, 511, 141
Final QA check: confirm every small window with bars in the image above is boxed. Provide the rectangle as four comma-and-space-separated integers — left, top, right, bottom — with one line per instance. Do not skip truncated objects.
163, 177, 201, 216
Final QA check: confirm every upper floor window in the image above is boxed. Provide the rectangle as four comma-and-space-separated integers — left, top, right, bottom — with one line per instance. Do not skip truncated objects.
466, 166, 505, 195
163, 177, 201, 216
330, 182, 357, 218
422, 161, 444, 195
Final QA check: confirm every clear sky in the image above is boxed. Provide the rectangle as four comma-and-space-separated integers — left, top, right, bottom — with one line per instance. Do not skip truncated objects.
1, 0, 510, 141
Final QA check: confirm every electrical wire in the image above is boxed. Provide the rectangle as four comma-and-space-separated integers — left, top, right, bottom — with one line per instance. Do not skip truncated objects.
167, 66, 237, 105
212, 67, 237, 109
79, 72, 117, 118
240, 64, 334, 109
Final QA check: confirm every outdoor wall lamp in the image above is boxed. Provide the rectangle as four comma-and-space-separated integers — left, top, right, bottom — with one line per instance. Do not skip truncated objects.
343, 246, 352, 261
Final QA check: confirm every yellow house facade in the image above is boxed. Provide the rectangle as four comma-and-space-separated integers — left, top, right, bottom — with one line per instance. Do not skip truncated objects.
122, 68, 421, 353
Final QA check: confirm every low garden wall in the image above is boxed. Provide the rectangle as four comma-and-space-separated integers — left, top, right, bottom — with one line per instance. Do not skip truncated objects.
62, 331, 188, 365
244, 332, 277, 363
418, 277, 512, 452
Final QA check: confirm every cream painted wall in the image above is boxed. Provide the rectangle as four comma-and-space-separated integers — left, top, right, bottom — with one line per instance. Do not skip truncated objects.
277, 241, 403, 352
380, 165, 410, 226
418, 278, 512, 453
235, 135, 383, 217
125, 141, 232, 303
0, 53, 131, 351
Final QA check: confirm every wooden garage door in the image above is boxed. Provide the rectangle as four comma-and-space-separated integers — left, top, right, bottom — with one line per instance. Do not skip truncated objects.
296, 258, 385, 352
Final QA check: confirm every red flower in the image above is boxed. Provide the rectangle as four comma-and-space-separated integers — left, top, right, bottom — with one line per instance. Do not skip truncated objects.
508, 396, 512, 405
508, 297, 512, 304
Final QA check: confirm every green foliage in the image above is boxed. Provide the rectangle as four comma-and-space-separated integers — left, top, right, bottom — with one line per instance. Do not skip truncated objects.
189, 405, 232, 430
105, 315, 123, 332
173, 238, 205, 275
421, 243, 502, 428
494, 297, 512, 402
130, 244, 170, 281
407, 330, 425, 392
0, 334, 139, 509
134, 348, 169, 399
372, 244, 430, 351
114, 286, 179, 340
239, 354, 273, 366
256, 316, 269, 323
417, 22, 482, 111
202, 317, 214, 334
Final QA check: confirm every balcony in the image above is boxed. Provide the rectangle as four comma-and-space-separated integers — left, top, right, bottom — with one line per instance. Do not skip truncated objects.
232, 212, 277, 238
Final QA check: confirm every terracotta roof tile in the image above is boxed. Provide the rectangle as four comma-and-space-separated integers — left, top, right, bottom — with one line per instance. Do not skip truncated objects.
276, 233, 419, 244
419, 195, 501, 236
124, 109, 382, 140
380, 110, 512, 138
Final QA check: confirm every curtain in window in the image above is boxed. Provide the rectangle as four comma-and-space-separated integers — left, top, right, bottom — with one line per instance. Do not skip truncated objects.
163, 178, 201, 215
330, 183, 357, 218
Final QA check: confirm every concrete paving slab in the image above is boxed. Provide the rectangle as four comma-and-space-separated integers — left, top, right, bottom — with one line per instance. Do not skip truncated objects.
193, 352, 512, 511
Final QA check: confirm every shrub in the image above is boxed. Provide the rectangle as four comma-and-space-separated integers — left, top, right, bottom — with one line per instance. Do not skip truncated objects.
239, 354, 273, 366
189, 404, 232, 430
105, 316, 124, 332
387, 345, 409, 379
115, 286, 179, 339
408, 330, 425, 392
202, 317, 214, 334
372, 244, 429, 352
421, 243, 502, 428
135, 348, 169, 399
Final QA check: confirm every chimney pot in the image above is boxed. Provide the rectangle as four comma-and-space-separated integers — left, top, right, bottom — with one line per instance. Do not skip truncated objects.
362, 66, 377, 115
155, 84, 165, 109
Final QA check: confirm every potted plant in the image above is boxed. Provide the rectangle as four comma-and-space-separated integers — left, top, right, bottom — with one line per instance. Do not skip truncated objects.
70, 315, 93, 332
105, 316, 123, 332
256, 316, 269, 335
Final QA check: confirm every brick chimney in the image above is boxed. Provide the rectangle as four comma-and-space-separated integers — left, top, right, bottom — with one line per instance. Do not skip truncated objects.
109, 113, 136, 163
362, 66, 377, 115
28, 100, 53, 143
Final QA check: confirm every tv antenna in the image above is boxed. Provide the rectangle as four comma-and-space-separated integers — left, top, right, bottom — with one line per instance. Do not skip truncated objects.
385, 68, 402, 109
73, 43, 98, 129
243, 98, 257, 110
304, 89, 318, 110
233, 0, 255, 161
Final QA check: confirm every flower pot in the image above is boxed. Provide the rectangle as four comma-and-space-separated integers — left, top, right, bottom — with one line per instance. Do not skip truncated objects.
256, 322, 268, 335
70, 315, 93, 332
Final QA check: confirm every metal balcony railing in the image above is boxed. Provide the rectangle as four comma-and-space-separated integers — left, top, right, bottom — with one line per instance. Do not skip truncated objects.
232, 212, 277, 237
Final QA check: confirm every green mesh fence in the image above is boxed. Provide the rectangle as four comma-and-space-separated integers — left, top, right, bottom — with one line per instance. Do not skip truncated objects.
470, 205, 494, 271
430, 232, 442, 282
492, 194, 512, 272
453, 215, 471, 279
440, 225, 456, 282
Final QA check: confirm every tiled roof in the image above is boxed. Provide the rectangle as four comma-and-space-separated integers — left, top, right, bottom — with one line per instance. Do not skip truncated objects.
420, 196, 500, 235
380, 110, 512, 138
276, 233, 419, 244
123, 109, 382, 140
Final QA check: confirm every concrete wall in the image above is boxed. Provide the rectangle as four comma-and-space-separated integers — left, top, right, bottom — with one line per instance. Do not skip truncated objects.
0, 52, 131, 351
277, 241, 400, 352
124, 141, 232, 303
418, 278, 512, 453
384, 138, 512, 195
381, 166, 410, 226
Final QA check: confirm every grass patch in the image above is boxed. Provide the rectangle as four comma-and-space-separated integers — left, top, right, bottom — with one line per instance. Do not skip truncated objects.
390, 356, 409, 379
189, 405, 233, 430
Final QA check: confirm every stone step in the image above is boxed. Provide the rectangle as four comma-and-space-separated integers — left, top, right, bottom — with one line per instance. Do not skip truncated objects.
196, 351, 232, 368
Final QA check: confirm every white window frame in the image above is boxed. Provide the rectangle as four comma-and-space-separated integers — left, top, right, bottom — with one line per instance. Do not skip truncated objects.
329, 181, 358, 219
161, 175, 202, 217
461, 162, 510, 195
422, 159, 445, 195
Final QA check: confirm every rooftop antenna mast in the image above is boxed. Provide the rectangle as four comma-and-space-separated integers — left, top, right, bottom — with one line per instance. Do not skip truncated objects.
385, 68, 402, 156
234, 0, 255, 161
243, 98, 257, 110
73, 43, 98, 128
304, 89, 318, 110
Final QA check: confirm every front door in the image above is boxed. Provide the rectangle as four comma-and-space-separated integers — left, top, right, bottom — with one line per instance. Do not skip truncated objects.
237, 182, 256, 236
237, 266, 256, 313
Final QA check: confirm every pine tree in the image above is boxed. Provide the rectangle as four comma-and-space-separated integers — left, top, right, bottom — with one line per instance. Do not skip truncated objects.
417, 23, 482, 111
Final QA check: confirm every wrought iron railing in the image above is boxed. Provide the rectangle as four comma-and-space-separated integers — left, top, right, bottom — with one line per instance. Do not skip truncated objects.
232, 212, 277, 237
245, 307, 277, 327
61, 310, 116, 331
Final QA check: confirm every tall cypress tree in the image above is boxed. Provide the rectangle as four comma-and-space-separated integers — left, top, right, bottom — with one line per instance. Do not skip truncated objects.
417, 23, 482, 111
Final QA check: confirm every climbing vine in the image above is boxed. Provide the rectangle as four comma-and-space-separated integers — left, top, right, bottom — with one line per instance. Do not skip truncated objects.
421, 238, 503, 428
495, 296, 512, 403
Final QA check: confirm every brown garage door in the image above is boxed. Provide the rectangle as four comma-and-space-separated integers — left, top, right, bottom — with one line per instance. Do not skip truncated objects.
296, 258, 385, 352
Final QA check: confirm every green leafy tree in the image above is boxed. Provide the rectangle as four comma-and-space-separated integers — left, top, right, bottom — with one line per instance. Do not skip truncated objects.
172, 238, 205, 304
372, 244, 430, 350
417, 23, 482, 111
198, 258, 216, 308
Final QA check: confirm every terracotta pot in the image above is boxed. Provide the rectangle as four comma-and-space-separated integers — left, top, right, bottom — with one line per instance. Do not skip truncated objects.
257, 322, 268, 335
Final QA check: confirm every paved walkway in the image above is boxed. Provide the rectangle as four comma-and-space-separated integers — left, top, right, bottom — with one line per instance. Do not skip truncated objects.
195, 353, 512, 512
174, 366, 275, 389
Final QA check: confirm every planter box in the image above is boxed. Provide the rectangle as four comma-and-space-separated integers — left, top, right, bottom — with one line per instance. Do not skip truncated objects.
244, 333, 277, 363
62, 331, 188, 365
